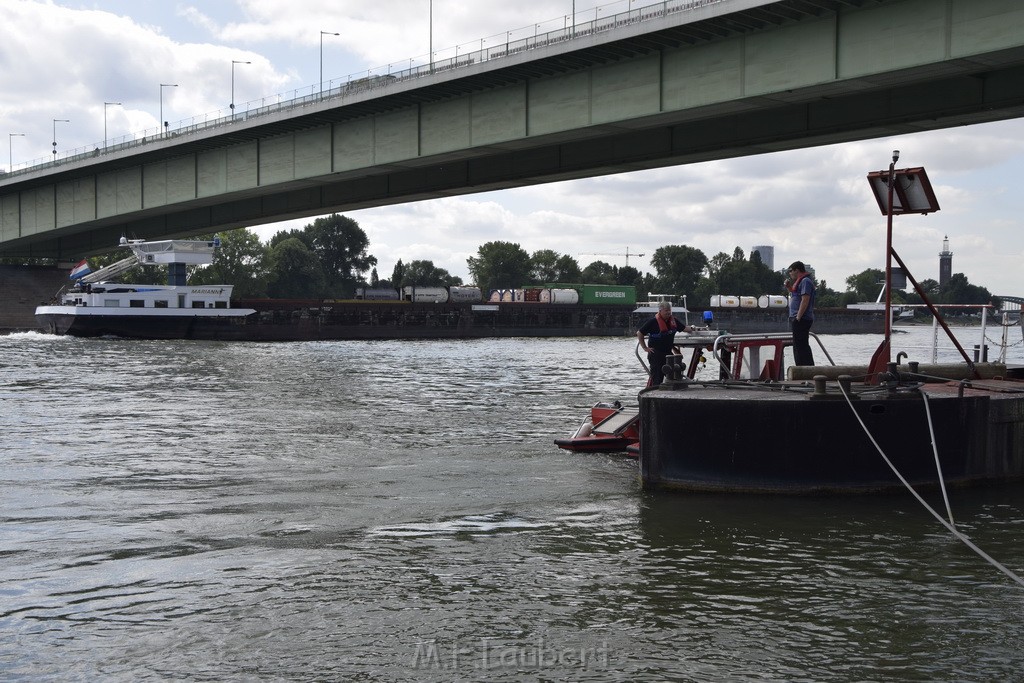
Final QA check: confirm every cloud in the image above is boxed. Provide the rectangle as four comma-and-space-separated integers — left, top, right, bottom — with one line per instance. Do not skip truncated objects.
0, 1, 292, 162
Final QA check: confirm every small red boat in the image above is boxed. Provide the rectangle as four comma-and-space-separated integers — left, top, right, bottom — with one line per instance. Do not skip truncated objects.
554, 401, 640, 455
554, 328, 787, 457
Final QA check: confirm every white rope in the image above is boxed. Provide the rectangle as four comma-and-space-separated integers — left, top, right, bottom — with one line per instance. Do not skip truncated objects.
838, 382, 1024, 589
920, 392, 955, 527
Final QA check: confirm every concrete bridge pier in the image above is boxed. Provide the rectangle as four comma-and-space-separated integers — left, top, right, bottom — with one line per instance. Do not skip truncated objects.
0, 265, 67, 333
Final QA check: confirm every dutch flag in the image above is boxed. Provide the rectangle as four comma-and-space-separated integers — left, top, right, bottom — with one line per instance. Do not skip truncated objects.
69, 259, 91, 280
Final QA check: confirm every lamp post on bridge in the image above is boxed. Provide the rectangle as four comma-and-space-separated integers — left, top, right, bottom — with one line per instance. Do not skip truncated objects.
9, 133, 25, 173
103, 102, 122, 148
320, 31, 340, 97
231, 60, 251, 119
160, 84, 178, 138
52, 119, 69, 160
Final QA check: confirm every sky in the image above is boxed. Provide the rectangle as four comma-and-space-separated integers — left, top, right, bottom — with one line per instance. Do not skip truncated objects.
2, 0, 1023, 297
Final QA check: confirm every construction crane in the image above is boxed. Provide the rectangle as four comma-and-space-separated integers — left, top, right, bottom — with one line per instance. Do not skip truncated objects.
579, 247, 645, 268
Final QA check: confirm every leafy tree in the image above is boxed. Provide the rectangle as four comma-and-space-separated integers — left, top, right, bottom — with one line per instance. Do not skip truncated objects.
391, 259, 406, 289
650, 245, 708, 298
636, 272, 660, 298
580, 260, 617, 285
845, 268, 886, 302
306, 214, 377, 297
616, 265, 642, 287
703, 251, 731, 292
370, 267, 380, 287
940, 272, 996, 309
190, 229, 269, 298
706, 248, 780, 297
401, 259, 463, 287
917, 278, 940, 296
554, 254, 583, 283
530, 249, 561, 284
815, 280, 843, 308
269, 227, 312, 250
467, 241, 532, 291
267, 237, 326, 298
530, 249, 583, 284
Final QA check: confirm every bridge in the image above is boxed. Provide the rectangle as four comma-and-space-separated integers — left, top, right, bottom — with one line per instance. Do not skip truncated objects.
2, 0, 1024, 261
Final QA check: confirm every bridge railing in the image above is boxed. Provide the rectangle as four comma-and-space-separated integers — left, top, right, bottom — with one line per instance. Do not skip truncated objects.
2, 0, 724, 180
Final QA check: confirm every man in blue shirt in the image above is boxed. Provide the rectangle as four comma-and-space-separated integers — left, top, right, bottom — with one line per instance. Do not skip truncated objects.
786, 261, 815, 365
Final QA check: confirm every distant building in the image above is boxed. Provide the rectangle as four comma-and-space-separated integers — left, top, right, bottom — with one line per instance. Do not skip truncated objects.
752, 245, 774, 270
939, 235, 953, 288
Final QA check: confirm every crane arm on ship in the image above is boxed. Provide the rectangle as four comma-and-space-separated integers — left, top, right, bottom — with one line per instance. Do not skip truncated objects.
78, 253, 142, 284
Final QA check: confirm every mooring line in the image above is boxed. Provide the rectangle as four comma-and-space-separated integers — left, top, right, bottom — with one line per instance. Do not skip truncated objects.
837, 382, 1024, 590
920, 391, 955, 527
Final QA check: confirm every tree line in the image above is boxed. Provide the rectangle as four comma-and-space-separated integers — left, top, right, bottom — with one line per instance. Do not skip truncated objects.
10, 212, 998, 308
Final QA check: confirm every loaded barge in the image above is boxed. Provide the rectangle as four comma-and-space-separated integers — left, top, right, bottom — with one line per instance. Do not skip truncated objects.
31, 238, 884, 340
33, 238, 639, 340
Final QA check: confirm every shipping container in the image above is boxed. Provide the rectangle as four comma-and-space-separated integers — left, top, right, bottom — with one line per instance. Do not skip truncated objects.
547, 288, 580, 304
578, 284, 636, 306
448, 286, 482, 303
355, 287, 400, 300
515, 288, 545, 302
402, 286, 449, 303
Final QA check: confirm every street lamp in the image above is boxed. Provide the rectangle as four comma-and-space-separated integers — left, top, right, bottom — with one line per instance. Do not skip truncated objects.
8, 133, 25, 172
103, 102, 122, 147
320, 31, 339, 96
231, 60, 251, 119
160, 84, 178, 137
52, 119, 69, 159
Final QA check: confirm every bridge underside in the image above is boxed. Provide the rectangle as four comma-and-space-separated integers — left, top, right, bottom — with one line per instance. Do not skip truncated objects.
3, 0, 1024, 259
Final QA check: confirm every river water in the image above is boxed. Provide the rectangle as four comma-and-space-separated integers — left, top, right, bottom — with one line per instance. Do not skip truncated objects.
2, 325, 1023, 681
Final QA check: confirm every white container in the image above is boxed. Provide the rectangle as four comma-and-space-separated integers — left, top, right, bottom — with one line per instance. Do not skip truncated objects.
548, 288, 580, 304
739, 296, 757, 308
448, 286, 481, 303
720, 295, 739, 308
758, 295, 788, 309
408, 287, 449, 303
709, 295, 721, 307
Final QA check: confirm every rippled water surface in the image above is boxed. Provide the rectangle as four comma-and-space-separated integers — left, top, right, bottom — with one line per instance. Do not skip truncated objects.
2, 328, 1023, 681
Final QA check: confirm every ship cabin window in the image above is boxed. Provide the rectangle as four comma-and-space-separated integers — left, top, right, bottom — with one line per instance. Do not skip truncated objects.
214, 301, 228, 309
104, 299, 120, 307
130, 299, 145, 308
154, 300, 169, 308
191, 300, 206, 308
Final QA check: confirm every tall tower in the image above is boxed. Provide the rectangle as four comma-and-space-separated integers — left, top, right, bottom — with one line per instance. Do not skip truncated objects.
751, 245, 774, 271
939, 235, 953, 288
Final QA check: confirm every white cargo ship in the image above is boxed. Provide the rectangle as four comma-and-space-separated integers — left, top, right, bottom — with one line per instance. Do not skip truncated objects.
35, 237, 256, 339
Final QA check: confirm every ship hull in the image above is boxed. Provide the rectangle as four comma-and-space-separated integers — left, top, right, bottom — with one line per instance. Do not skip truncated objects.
639, 382, 1024, 493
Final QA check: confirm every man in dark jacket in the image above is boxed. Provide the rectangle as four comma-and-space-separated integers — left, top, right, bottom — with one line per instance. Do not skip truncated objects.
637, 301, 692, 387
